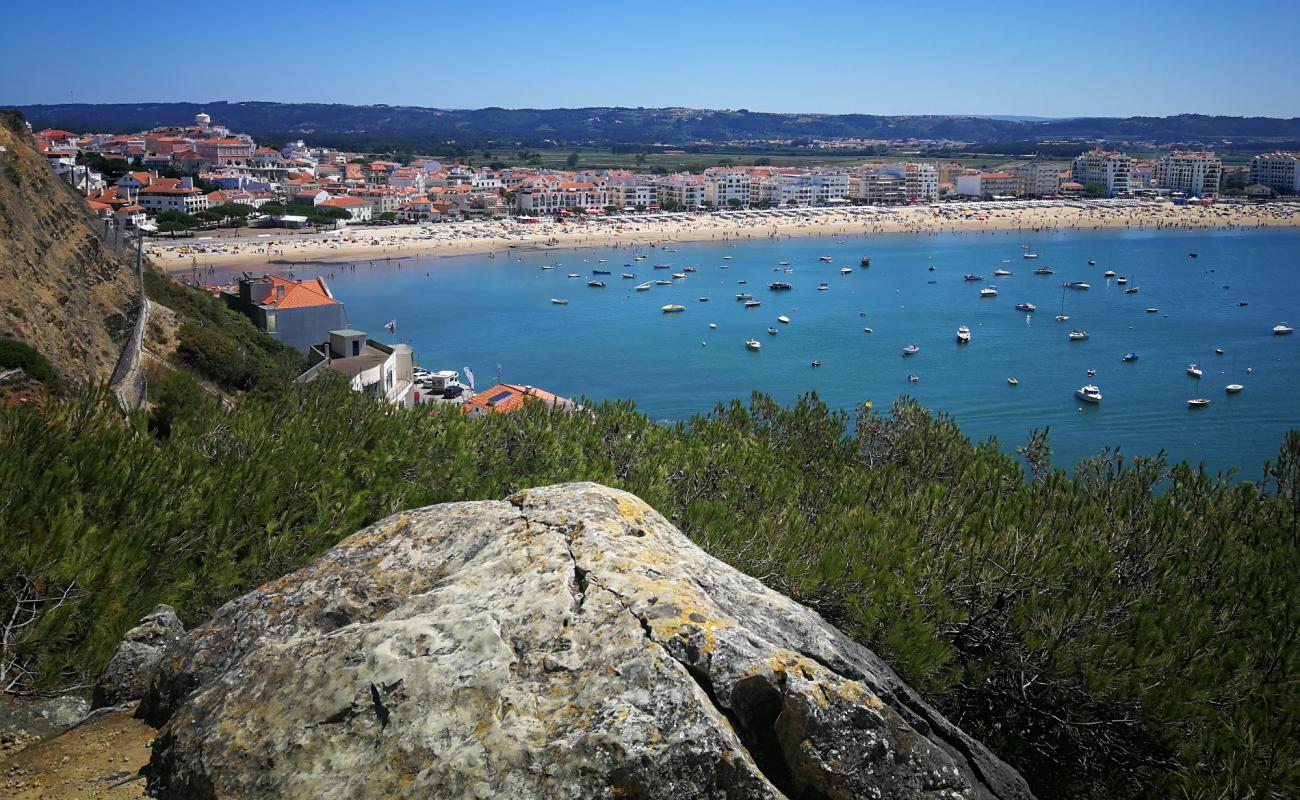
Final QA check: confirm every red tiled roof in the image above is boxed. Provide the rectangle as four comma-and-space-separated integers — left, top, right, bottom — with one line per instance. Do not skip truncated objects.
258, 275, 340, 309
463, 383, 572, 415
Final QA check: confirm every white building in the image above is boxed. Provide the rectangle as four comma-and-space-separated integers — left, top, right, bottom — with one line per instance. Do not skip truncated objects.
656, 174, 708, 209
955, 172, 1020, 198
302, 329, 417, 408
848, 170, 905, 204
1249, 152, 1300, 194
137, 177, 210, 215
319, 196, 373, 222
704, 169, 752, 207
1153, 151, 1221, 197
1071, 149, 1132, 196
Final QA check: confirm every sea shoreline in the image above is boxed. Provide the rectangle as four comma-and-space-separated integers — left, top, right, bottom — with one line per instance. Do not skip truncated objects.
150, 200, 1300, 275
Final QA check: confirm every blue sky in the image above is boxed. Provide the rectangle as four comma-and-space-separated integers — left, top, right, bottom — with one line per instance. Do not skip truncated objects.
2, 0, 1298, 117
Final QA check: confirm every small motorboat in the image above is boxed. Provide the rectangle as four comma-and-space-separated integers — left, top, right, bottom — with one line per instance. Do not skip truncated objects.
635, 255, 647, 261
654, 279, 673, 286
1187, 363, 1203, 378
1075, 384, 1102, 403
662, 304, 685, 314
1088, 260, 1097, 266
597, 258, 607, 263
1056, 314, 1069, 322
811, 360, 821, 368
722, 255, 733, 260
1187, 398, 1211, 408
1023, 253, 1039, 259
907, 374, 920, 383
840, 267, 853, 275
1126, 286, 1140, 294
1065, 282, 1090, 290
635, 282, 652, 291
778, 261, 790, 266
777, 315, 791, 324
956, 325, 971, 344
964, 274, 983, 282
736, 292, 752, 300
683, 265, 697, 272
587, 280, 605, 288
708, 323, 717, 329
567, 273, 581, 278
550, 298, 569, 305
980, 287, 998, 297
1116, 276, 1128, 285
738, 280, 748, 284
1014, 302, 1036, 312
768, 327, 778, 336
902, 344, 920, 357
1103, 270, 1116, 277
1146, 307, 1158, 313
1069, 330, 1089, 341
1087, 369, 1097, 377
744, 300, 761, 308
1226, 384, 1244, 393
1274, 322, 1295, 335
863, 327, 873, 333
621, 273, 637, 279
745, 339, 761, 351
860, 256, 871, 267
1123, 352, 1139, 362
768, 282, 793, 291
592, 269, 611, 275
994, 268, 1013, 276
818, 282, 829, 291
1215, 347, 1224, 355
1188, 252, 1198, 258
1007, 377, 1019, 386
1033, 267, 1055, 275
672, 273, 687, 280
541, 264, 554, 270
819, 256, 833, 263
1238, 301, 1249, 307
928, 266, 935, 272
699, 297, 709, 303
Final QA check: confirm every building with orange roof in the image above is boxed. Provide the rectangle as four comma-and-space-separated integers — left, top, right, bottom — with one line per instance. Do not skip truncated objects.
463, 383, 575, 416
320, 195, 373, 221
221, 275, 349, 352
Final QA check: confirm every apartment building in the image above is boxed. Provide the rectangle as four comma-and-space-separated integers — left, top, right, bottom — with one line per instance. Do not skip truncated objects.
1153, 151, 1221, 196
955, 171, 1021, 198
848, 171, 905, 204
656, 174, 708, 209
703, 169, 751, 207
1071, 149, 1132, 196
136, 177, 210, 215
1014, 162, 1061, 197
1249, 152, 1300, 194
880, 163, 939, 201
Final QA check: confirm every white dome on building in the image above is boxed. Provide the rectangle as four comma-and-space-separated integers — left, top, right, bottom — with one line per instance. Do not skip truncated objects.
195, 112, 211, 127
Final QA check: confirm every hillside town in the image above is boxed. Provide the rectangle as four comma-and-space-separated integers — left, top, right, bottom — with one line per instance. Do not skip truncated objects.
27, 112, 1300, 239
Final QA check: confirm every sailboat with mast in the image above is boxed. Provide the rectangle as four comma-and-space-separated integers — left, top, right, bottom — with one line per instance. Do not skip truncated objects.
1226, 351, 1244, 393
1056, 285, 1069, 322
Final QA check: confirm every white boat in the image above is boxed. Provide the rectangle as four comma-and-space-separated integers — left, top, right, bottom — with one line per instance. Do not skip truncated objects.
1187, 398, 1211, 408
541, 264, 554, 270
586, 280, 605, 288
980, 287, 998, 297
1069, 330, 1089, 341
722, 255, 733, 260
745, 339, 761, 351
662, 304, 685, 314
683, 265, 697, 272
768, 327, 778, 335
1023, 253, 1039, 259
708, 323, 717, 329
1116, 276, 1128, 284
902, 344, 920, 356
1274, 322, 1295, 335
654, 279, 673, 286
840, 267, 853, 274
777, 315, 790, 324
994, 269, 1012, 276
635, 282, 652, 291
567, 273, 580, 278
621, 273, 637, 279
1187, 363, 1203, 378
1226, 384, 1243, 393
550, 298, 568, 305
1014, 303, 1036, 312
1007, 377, 1019, 386
817, 283, 829, 291
779, 261, 790, 266
672, 273, 687, 279
956, 325, 971, 343
1104, 270, 1116, 277
819, 256, 833, 262
744, 300, 761, 308
1075, 384, 1102, 403
597, 258, 607, 263
907, 373, 920, 383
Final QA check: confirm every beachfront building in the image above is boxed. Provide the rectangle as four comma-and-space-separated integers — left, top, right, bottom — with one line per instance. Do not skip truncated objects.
320, 195, 373, 222
656, 174, 708, 209
299, 329, 417, 408
1153, 151, 1221, 197
848, 170, 906, 204
704, 168, 751, 207
880, 163, 939, 202
955, 171, 1021, 199
194, 137, 255, 167
1071, 149, 1132, 196
1249, 151, 1300, 194
1014, 162, 1061, 197
136, 177, 210, 215
515, 178, 611, 213
222, 275, 348, 352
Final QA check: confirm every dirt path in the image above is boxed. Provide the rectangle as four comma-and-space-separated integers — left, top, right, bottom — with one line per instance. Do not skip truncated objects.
0, 709, 152, 799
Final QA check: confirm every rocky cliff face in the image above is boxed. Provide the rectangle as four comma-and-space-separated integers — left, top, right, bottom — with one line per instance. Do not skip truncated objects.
0, 111, 139, 386
140, 483, 1034, 799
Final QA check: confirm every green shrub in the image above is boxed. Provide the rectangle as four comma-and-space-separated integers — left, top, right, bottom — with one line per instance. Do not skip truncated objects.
0, 338, 64, 393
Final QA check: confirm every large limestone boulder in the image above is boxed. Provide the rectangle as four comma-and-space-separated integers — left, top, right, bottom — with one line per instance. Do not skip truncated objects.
140, 483, 1033, 800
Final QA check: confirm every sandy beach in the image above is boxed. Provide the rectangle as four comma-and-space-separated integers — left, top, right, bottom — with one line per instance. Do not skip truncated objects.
150, 199, 1300, 274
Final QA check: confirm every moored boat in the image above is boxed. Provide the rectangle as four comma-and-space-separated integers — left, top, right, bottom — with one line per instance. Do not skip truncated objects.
860, 256, 871, 267
1226, 384, 1244, 393
654, 279, 673, 286
735, 292, 752, 300
1187, 363, 1203, 378
819, 256, 833, 262
744, 300, 761, 308
587, 280, 605, 288
1075, 384, 1102, 403
1069, 330, 1089, 341
635, 282, 652, 291
592, 269, 611, 275
1187, 398, 1211, 408
902, 344, 920, 356
1015, 302, 1036, 312
1123, 352, 1139, 362
980, 286, 998, 297
1023, 252, 1039, 259
621, 273, 637, 279
662, 304, 685, 314
777, 315, 791, 324
1274, 322, 1295, 335
994, 268, 1012, 276
1033, 267, 1055, 275
1007, 377, 1019, 386
550, 298, 568, 305
840, 267, 853, 274
964, 273, 983, 281
768, 282, 792, 291
745, 339, 761, 351
956, 325, 971, 343
1103, 270, 1116, 277
768, 327, 778, 335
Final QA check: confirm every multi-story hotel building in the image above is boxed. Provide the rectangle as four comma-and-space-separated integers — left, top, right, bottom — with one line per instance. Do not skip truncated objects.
880, 163, 938, 201
1153, 151, 1221, 196
1071, 149, 1132, 196
1249, 152, 1300, 194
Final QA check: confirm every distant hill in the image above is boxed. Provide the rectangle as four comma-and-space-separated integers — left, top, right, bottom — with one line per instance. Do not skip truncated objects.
9, 102, 1300, 152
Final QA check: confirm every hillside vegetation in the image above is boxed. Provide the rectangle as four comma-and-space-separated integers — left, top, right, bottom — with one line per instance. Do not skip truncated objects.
0, 373, 1295, 800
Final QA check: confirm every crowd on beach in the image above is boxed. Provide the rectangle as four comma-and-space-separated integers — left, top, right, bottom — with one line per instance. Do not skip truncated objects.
152, 199, 1300, 275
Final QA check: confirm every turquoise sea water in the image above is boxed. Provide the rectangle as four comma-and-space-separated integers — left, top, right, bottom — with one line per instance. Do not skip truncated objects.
255, 226, 1300, 480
